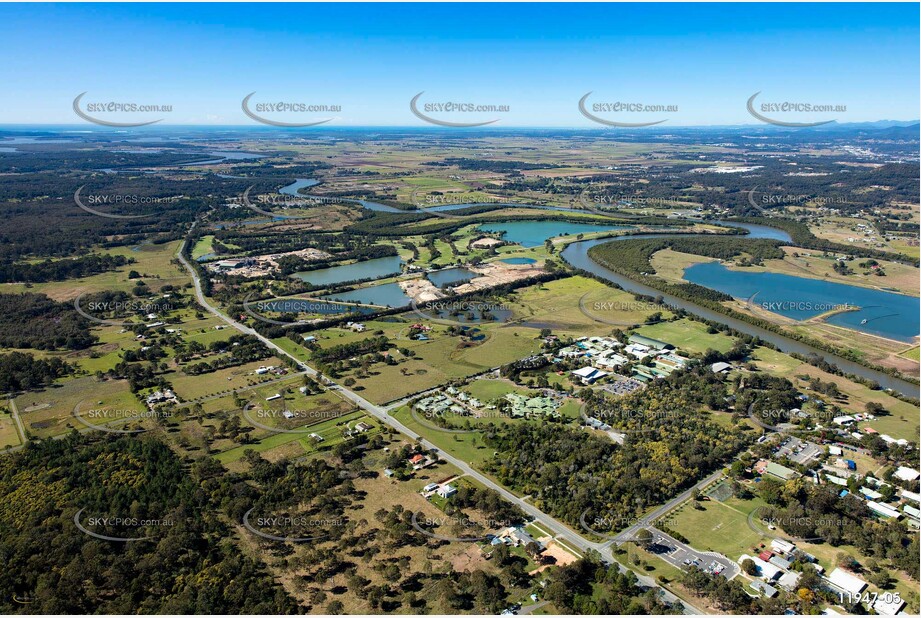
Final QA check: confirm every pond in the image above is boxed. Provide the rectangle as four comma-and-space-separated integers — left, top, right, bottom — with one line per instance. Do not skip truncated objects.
321, 282, 410, 308
478, 221, 632, 248
291, 256, 403, 287
427, 267, 477, 287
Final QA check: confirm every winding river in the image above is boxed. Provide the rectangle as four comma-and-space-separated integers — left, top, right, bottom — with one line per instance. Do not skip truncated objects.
561, 222, 919, 398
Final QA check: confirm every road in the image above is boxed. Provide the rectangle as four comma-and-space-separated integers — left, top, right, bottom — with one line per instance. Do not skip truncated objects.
178, 238, 703, 614
613, 468, 727, 545
7, 399, 26, 446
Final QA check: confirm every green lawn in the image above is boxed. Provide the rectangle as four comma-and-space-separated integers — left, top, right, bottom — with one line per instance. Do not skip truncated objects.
635, 319, 736, 354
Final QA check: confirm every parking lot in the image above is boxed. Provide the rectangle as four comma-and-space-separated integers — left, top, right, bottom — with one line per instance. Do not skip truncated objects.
647, 528, 739, 580
775, 437, 822, 465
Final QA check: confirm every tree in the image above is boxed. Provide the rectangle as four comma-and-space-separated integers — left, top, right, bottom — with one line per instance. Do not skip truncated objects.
741, 558, 757, 576
635, 528, 654, 548
326, 600, 344, 614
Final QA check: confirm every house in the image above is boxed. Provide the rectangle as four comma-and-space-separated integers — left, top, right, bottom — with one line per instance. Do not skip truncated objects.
826, 568, 867, 596
749, 581, 778, 598
777, 571, 800, 591
771, 539, 795, 554
509, 527, 537, 547
832, 415, 856, 426
302, 335, 317, 343
755, 460, 799, 481
867, 501, 901, 519
145, 389, 177, 407
437, 484, 458, 499
409, 454, 425, 466
872, 595, 906, 616
902, 504, 920, 521
572, 366, 608, 384
739, 554, 782, 580
354, 422, 371, 433
628, 334, 672, 350
769, 555, 792, 570
710, 361, 732, 374
894, 466, 920, 482
346, 321, 366, 332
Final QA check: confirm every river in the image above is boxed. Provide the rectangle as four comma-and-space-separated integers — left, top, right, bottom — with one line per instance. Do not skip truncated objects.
560, 222, 919, 398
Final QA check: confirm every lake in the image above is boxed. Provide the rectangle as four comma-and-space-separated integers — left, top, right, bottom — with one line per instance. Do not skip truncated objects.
478, 221, 632, 248
683, 261, 920, 343
321, 282, 410, 308
291, 256, 403, 287
501, 257, 537, 264
427, 267, 477, 287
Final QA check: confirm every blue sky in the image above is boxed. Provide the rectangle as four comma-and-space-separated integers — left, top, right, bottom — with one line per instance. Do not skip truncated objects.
0, 3, 917, 126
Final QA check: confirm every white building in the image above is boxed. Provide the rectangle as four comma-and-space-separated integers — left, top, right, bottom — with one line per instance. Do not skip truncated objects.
826, 568, 867, 596
894, 466, 920, 482
571, 366, 608, 384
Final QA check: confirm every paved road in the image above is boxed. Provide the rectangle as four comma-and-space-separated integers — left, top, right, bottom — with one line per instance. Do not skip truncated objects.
645, 528, 740, 581
178, 236, 702, 614
7, 399, 26, 446
612, 468, 726, 546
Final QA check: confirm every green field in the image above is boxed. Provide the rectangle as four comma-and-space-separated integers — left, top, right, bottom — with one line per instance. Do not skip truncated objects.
635, 318, 736, 354
216, 409, 367, 463
13, 377, 142, 439
391, 405, 501, 468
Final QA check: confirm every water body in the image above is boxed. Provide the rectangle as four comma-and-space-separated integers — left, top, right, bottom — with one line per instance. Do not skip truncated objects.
501, 257, 537, 265
478, 221, 632, 248
187, 151, 265, 166
321, 282, 410, 308
291, 256, 403, 287
683, 262, 920, 343
561, 222, 919, 398
427, 267, 477, 287
279, 178, 320, 196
